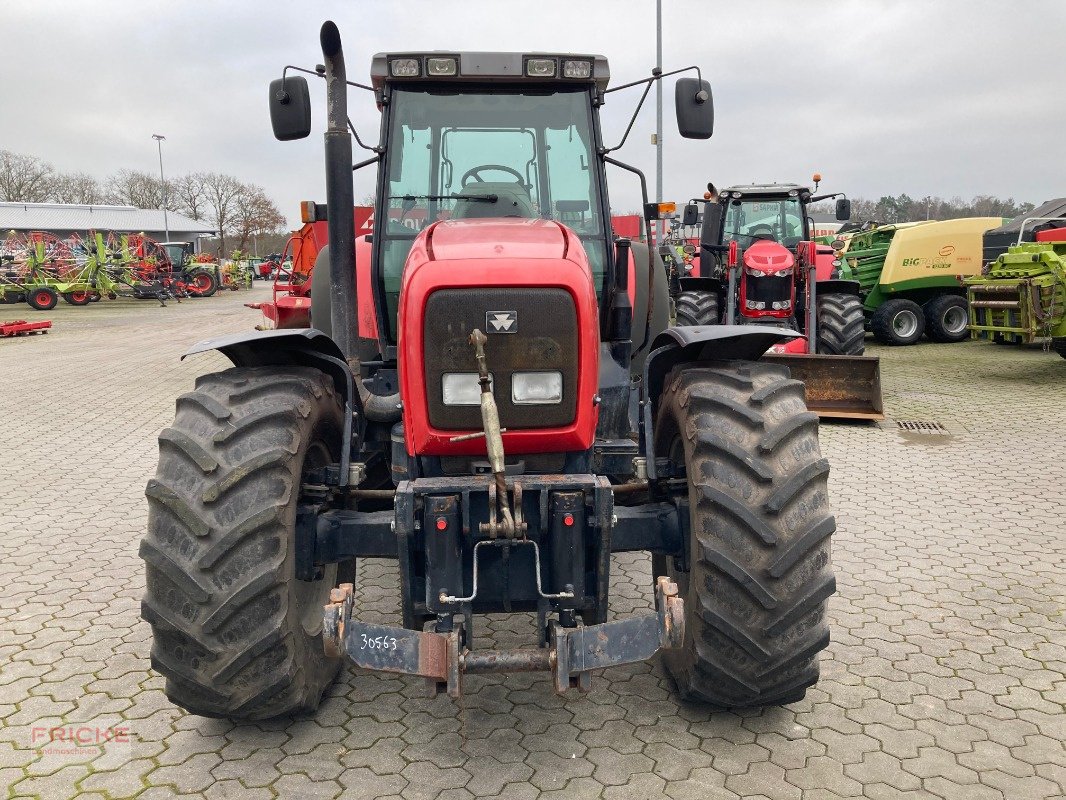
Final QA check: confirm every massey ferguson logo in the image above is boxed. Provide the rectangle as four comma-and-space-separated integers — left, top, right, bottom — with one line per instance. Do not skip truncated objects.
486, 311, 517, 333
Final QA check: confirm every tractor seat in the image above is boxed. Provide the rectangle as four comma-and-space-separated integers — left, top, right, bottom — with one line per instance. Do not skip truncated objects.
451, 182, 537, 220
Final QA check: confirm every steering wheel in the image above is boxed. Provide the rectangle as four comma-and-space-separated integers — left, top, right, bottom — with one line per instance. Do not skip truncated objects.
461, 164, 525, 187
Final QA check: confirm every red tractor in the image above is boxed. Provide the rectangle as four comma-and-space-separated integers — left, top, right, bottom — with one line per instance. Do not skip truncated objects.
673, 183, 882, 419
140, 22, 838, 719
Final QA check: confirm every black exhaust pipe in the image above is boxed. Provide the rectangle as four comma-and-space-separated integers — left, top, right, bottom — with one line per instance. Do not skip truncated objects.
320, 21, 358, 362
319, 22, 401, 423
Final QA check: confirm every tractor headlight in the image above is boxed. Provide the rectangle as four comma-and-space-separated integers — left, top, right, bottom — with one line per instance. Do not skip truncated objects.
771, 300, 791, 310
511, 371, 563, 405
442, 373, 491, 406
390, 58, 421, 77
426, 57, 457, 76
525, 58, 557, 77
563, 60, 592, 78
745, 299, 766, 310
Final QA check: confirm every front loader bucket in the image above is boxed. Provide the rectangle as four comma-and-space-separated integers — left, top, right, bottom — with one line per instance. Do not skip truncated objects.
762, 353, 884, 421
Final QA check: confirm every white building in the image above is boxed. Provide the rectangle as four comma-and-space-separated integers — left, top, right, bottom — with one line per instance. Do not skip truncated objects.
0, 202, 215, 250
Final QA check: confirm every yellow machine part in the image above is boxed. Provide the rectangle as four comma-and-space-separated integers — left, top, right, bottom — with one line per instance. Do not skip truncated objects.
877, 217, 1004, 285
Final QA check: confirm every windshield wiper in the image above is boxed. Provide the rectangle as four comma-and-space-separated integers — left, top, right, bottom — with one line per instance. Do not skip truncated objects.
390, 193, 498, 204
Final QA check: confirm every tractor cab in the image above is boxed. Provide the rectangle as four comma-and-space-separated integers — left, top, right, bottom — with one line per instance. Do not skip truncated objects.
369, 54, 615, 345
721, 185, 811, 249
159, 241, 194, 268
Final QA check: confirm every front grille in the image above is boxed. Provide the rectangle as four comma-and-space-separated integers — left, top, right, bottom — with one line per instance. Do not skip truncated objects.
423, 287, 578, 431
746, 274, 793, 305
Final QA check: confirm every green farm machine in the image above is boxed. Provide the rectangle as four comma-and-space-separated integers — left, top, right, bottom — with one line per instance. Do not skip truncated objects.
0, 232, 220, 309
836, 217, 1004, 345
966, 229, 1066, 357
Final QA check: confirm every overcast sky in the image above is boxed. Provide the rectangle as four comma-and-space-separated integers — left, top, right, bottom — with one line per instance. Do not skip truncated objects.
3, 0, 1064, 226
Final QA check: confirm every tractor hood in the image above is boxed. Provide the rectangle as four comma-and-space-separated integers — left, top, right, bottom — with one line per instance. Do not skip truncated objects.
425, 218, 569, 261
743, 239, 795, 272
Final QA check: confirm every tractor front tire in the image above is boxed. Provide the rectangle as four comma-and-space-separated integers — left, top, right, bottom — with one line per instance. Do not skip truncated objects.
140, 366, 345, 719
816, 293, 865, 355
923, 295, 969, 343
653, 362, 836, 708
27, 286, 58, 311
675, 290, 719, 327
62, 291, 93, 306
870, 298, 925, 345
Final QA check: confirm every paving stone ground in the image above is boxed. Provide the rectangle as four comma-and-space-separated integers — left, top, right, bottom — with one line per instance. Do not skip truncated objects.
1, 286, 1063, 799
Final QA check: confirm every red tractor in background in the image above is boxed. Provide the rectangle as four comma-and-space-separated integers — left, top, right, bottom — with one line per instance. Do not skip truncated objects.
141, 22, 839, 719
673, 182, 882, 419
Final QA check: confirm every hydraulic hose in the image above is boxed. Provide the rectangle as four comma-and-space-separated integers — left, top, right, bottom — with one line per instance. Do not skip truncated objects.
359, 379, 401, 423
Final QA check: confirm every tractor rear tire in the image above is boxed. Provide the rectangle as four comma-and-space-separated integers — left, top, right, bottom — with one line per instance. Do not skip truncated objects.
653, 362, 836, 708
923, 295, 969, 343
870, 298, 924, 345
27, 286, 58, 311
675, 290, 719, 327
188, 269, 218, 298
816, 293, 865, 355
140, 366, 345, 719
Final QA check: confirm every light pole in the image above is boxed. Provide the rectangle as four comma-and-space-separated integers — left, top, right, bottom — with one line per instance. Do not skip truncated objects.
152, 134, 170, 241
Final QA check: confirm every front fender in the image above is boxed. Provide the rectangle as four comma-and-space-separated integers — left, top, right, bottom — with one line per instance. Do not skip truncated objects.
183, 328, 358, 419
183, 328, 363, 482
183, 327, 345, 366
640, 325, 799, 480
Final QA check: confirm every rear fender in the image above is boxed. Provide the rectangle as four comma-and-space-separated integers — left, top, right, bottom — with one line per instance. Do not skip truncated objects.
816, 279, 861, 297
678, 276, 724, 294
640, 325, 798, 479
183, 329, 363, 458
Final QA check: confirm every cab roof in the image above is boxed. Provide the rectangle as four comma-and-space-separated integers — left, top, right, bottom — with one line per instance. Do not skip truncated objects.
722, 183, 809, 196
370, 52, 610, 93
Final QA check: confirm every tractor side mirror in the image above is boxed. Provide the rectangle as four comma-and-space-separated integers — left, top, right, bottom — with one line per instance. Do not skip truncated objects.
835, 197, 852, 221
675, 78, 714, 139
699, 201, 723, 251
269, 76, 312, 141
682, 203, 700, 226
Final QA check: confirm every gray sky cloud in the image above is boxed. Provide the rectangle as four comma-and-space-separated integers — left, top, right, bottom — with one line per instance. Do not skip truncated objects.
3, 0, 1063, 227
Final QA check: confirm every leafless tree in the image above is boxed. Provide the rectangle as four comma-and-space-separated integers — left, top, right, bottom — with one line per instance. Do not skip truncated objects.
201, 172, 244, 255
231, 183, 287, 254
50, 172, 106, 204
0, 150, 55, 202
171, 172, 208, 220
105, 169, 170, 209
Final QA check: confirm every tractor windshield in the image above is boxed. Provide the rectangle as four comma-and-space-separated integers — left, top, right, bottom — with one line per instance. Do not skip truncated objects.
379, 85, 607, 338
723, 196, 806, 249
